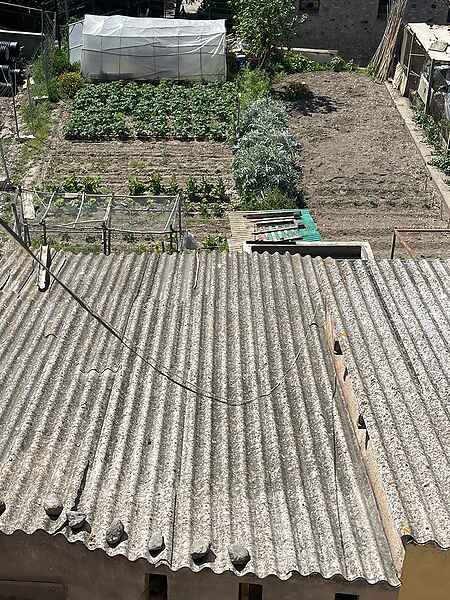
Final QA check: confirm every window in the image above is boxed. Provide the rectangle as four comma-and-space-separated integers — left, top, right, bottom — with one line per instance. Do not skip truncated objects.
147, 575, 167, 600
299, 0, 320, 13
239, 583, 263, 600
335, 594, 359, 600
377, 0, 389, 19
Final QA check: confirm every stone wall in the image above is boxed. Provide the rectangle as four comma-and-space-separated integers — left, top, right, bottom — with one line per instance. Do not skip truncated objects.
0, 531, 398, 600
295, 0, 449, 63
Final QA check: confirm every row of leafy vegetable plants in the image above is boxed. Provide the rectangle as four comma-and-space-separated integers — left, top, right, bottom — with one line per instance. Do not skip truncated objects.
64, 80, 238, 142
44, 173, 233, 218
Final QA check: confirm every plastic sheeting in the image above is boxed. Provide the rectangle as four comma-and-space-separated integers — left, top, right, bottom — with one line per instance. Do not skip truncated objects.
81, 14, 227, 82
69, 20, 83, 65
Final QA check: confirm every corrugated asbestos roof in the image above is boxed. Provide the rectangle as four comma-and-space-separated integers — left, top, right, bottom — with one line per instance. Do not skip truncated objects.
317, 259, 450, 549
0, 249, 399, 586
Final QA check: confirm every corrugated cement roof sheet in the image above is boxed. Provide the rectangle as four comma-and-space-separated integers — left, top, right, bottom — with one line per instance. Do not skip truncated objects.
408, 22, 450, 62
314, 258, 450, 549
0, 249, 399, 586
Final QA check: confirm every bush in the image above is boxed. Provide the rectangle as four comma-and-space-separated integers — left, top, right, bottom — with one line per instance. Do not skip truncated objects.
58, 71, 84, 99
238, 97, 289, 136
233, 98, 299, 197
202, 234, 229, 251
269, 50, 327, 75
128, 177, 148, 196
46, 77, 60, 103
237, 67, 271, 110
46, 175, 103, 194
240, 188, 298, 211
233, 133, 298, 196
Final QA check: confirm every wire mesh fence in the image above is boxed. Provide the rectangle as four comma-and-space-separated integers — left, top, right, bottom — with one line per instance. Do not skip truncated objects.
2, 187, 184, 253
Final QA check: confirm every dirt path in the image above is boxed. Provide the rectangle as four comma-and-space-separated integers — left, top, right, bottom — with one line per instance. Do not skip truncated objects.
288, 71, 450, 258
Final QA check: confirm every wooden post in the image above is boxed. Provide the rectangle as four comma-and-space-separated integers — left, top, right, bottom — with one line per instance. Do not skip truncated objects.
390, 230, 397, 259
425, 59, 435, 115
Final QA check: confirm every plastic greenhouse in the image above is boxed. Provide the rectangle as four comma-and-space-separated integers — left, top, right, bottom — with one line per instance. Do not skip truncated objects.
80, 14, 227, 82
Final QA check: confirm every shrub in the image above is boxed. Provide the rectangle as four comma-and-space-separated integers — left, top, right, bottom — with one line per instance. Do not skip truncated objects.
46, 175, 103, 194
202, 233, 229, 251
232, 0, 298, 63
240, 188, 298, 211
58, 71, 84, 99
237, 67, 271, 110
233, 97, 300, 200
52, 48, 72, 76
233, 134, 298, 196
238, 97, 289, 136
128, 177, 148, 196
46, 78, 60, 103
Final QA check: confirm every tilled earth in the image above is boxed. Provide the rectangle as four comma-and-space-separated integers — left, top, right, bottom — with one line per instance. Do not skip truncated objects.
287, 71, 450, 257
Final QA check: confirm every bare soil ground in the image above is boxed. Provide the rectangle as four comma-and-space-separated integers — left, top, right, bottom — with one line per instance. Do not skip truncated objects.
287, 71, 450, 257
37, 110, 233, 244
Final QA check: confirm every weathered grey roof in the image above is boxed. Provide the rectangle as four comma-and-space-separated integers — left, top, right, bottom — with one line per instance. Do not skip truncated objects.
0, 249, 399, 586
314, 258, 450, 549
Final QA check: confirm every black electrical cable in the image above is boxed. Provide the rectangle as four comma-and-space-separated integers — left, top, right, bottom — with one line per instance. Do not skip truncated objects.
0, 217, 318, 406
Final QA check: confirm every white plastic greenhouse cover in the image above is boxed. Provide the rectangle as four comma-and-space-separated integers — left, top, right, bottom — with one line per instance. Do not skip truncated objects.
81, 14, 227, 82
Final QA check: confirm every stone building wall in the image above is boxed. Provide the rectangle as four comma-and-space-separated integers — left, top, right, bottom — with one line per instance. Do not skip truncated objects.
0, 531, 398, 600
295, 0, 449, 63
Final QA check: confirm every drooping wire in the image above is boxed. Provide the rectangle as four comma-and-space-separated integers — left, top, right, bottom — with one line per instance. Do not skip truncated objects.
0, 217, 319, 407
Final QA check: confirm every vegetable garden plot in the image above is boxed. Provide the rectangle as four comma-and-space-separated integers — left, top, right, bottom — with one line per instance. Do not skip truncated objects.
11, 190, 183, 254
64, 80, 238, 142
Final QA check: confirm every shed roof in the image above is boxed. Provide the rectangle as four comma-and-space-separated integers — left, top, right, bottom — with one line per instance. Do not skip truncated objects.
407, 22, 450, 62
319, 258, 450, 549
0, 249, 399, 586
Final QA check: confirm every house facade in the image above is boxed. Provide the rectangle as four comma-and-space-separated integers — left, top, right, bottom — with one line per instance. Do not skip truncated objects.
296, 0, 450, 63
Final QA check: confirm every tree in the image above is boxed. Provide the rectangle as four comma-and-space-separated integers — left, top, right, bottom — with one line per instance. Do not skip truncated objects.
232, 0, 299, 64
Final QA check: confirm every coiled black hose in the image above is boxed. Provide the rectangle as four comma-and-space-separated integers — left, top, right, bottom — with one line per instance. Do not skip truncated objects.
0, 41, 20, 64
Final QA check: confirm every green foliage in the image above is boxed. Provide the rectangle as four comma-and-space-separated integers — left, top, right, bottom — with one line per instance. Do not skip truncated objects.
413, 108, 450, 176
46, 78, 60, 103
46, 175, 103, 194
269, 50, 357, 75
126, 173, 231, 216
149, 171, 164, 195
202, 233, 229, 251
57, 71, 85, 99
238, 97, 288, 136
52, 48, 73, 76
233, 97, 300, 201
65, 80, 239, 142
270, 50, 327, 75
21, 101, 51, 139
232, 0, 298, 63
236, 67, 271, 110
239, 188, 297, 210
128, 176, 148, 196
64, 105, 131, 140
31, 47, 79, 100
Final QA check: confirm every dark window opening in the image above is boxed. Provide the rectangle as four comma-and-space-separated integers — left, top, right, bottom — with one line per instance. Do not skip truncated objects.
334, 340, 343, 356
335, 594, 359, 600
147, 575, 167, 600
299, 0, 320, 13
239, 583, 263, 600
377, 0, 389, 19
447, 8, 450, 23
